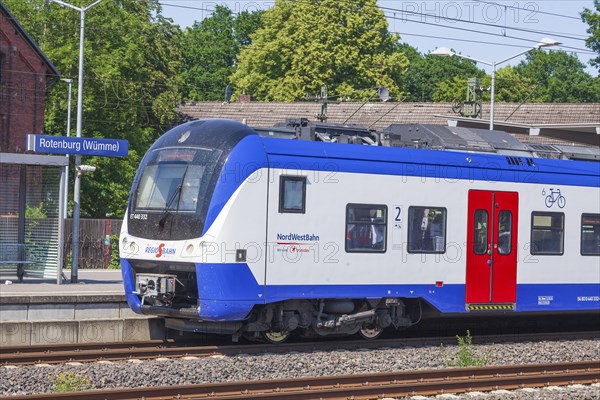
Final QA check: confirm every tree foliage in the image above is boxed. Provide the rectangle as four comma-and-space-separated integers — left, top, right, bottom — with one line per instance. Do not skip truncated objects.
180, 6, 263, 101
4, 1, 599, 218
515, 50, 600, 102
582, 0, 600, 71
432, 66, 542, 103
398, 44, 485, 102
231, 0, 408, 101
4, 0, 184, 217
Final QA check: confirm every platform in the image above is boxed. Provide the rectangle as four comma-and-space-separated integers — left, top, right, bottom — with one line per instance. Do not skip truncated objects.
0, 269, 164, 346
0, 269, 124, 297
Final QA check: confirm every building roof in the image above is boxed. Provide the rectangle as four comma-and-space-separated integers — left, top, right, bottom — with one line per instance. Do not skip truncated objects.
0, 2, 60, 77
179, 102, 600, 146
179, 102, 600, 127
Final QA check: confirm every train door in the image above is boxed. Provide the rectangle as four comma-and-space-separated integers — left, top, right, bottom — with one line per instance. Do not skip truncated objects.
466, 190, 519, 309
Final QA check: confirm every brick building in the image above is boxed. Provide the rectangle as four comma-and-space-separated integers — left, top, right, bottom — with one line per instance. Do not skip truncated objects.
1, 3, 66, 282
0, 2, 59, 153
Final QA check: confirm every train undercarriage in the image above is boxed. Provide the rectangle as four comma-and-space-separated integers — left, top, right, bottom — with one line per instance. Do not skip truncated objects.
133, 267, 421, 343
236, 297, 420, 343
154, 297, 421, 343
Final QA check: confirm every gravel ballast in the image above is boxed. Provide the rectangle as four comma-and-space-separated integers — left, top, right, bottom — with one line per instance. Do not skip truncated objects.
1, 337, 598, 397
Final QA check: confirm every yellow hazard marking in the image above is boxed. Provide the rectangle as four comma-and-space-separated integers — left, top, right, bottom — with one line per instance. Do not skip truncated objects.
467, 304, 515, 311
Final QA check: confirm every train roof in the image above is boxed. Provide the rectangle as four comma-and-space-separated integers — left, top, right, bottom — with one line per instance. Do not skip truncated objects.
254, 119, 600, 162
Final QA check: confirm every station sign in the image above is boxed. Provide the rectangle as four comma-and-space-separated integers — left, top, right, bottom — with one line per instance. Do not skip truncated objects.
27, 135, 128, 157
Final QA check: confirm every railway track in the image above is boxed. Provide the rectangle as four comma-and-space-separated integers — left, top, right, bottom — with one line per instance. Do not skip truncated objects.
1, 331, 598, 366
2, 361, 598, 400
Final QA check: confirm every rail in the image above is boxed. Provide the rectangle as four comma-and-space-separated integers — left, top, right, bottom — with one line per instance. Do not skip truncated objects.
2, 331, 598, 366
3, 361, 598, 400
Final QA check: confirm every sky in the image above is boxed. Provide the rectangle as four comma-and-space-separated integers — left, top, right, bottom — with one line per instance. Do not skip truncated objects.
158, 0, 598, 75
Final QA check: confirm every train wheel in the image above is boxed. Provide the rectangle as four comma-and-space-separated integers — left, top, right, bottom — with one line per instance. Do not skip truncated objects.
358, 325, 383, 340
261, 330, 290, 344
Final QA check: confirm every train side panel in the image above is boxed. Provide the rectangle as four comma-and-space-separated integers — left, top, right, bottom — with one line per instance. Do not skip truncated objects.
262, 142, 599, 314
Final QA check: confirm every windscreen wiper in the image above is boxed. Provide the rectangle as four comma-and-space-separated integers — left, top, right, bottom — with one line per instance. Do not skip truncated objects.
157, 165, 189, 230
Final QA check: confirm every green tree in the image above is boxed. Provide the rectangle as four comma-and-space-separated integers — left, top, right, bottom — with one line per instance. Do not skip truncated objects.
399, 45, 485, 102
515, 50, 600, 102
180, 6, 263, 101
582, 0, 600, 71
234, 8, 264, 47
231, 0, 408, 101
4, 0, 184, 217
492, 66, 542, 103
433, 66, 542, 103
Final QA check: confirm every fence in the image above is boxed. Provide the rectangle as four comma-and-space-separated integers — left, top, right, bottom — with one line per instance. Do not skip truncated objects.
62, 218, 122, 269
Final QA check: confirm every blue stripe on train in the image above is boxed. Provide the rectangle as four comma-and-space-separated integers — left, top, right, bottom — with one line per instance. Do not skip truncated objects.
194, 263, 600, 321
122, 260, 599, 321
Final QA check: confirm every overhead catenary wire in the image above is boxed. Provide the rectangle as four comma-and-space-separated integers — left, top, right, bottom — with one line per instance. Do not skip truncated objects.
160, 0, 589, 42
471, 0, 583, 21
4, 2, 594, 57
155, 1, 594, 56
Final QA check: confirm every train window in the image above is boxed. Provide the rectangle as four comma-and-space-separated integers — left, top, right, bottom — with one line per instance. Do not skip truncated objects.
345, 204, 387, 253
497, 211, 512, 255
279, 176, 306, 213
530, 212, 564, 255
407, 207, 447, 253
473, 209, 488, 255
133, 147, 220, 214
581, 214, 600, 256
136, 164, 205, 212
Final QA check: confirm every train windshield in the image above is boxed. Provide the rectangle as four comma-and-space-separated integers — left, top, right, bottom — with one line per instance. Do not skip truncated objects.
133, 148, 220, 214
136, 164, 202, 212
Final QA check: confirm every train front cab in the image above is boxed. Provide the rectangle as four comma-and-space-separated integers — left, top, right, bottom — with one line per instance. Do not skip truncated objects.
120, 119, 269, 325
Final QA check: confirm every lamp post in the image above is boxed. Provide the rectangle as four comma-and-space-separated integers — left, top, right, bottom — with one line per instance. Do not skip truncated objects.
432, 37, 561, 130
49, 0, 103, 283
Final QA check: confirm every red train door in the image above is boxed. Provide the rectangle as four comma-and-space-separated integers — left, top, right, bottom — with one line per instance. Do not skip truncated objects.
466, 190, 519, 309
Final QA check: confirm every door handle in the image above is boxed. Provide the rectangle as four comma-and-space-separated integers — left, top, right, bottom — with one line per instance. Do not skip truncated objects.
487, 260, 492, 266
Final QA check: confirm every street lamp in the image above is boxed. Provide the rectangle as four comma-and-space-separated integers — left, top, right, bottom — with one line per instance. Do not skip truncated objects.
432, 37, 561, 130
49, 0, 104, 283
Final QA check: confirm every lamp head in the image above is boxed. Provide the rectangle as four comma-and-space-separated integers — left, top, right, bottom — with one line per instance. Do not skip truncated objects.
536, 37, 561, 49
76, 165, 96, 175
431, 47, 455, 57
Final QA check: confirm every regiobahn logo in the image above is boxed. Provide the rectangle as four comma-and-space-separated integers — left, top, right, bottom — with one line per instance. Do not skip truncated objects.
145, 243, 176, 258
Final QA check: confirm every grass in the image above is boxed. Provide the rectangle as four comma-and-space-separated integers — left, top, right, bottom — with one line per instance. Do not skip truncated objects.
442, 330, 491, 367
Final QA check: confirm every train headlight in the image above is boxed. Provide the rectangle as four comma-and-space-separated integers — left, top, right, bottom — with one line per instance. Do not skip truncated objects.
185, 243, 195, 255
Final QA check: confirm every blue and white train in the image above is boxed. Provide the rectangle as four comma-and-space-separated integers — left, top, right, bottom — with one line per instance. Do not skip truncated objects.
120, 118, 600, 342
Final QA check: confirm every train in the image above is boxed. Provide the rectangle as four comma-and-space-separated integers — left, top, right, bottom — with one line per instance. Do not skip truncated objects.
120, 118, 600, 342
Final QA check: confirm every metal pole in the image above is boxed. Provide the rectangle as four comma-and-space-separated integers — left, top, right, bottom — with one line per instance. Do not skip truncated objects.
61, 79, 72, 219
57, 166, 66, 284
490, 61, 496, 131
71, 6, 86, 284
50, 0, 103, 283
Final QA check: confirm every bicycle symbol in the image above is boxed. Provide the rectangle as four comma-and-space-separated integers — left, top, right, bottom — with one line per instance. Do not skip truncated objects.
542, 188, 566, 208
